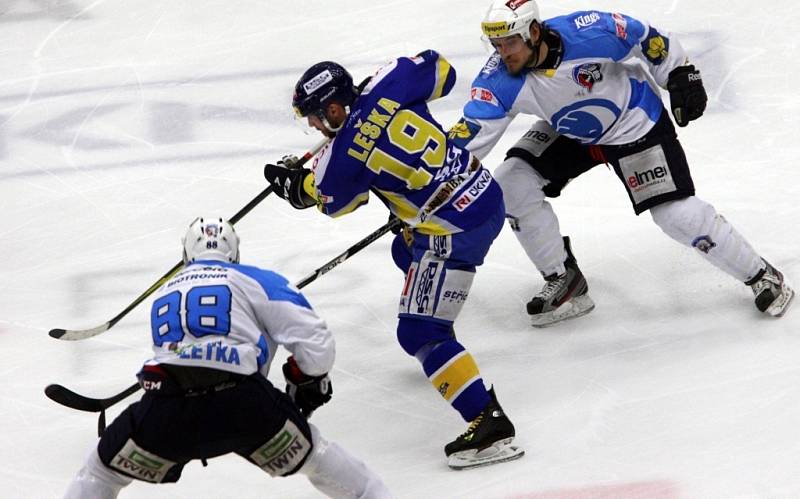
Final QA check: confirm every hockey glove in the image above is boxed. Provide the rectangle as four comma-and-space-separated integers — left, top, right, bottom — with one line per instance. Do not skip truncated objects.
667, 64, 707, 127
282, 356, 332, 417
264, 161, 316, 210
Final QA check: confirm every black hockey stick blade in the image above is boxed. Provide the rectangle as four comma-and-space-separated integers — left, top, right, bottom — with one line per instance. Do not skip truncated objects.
44, 382, 141, 413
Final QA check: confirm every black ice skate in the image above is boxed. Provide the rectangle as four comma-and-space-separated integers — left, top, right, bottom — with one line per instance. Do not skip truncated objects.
445, 388, 524, 470
527, 236, 595, 327
746, 260, 794, 317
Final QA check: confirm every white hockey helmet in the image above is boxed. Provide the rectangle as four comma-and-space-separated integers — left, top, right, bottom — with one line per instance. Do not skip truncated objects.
182, 217, 240, 264
481, 0, 541, 42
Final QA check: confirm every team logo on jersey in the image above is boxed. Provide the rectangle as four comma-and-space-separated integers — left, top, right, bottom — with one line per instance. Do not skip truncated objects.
612, 13, 628, 39
692, 235, 717, 254
572, 63, 603, 91
641, 28, 669, 65
470, 86, 499, 106
551, 99, 621, 144
574, 12, 601, 29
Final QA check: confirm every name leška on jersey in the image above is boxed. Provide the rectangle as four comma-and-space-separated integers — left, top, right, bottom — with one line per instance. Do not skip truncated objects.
456, 11, 690, 157
309, 50, 503, 236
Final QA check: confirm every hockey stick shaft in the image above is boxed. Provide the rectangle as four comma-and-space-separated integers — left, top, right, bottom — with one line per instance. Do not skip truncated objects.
48, 137, 330, 341
45, 216, 400, 414
295, 216, 403, 288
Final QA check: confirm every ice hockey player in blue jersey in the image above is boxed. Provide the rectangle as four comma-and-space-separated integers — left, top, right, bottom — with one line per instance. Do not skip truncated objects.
450, 0, 794, 326
264, 51, 524, 469
64, 217, 393, 499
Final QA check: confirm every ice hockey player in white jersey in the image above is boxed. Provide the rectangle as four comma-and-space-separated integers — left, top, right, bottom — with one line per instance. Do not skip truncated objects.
449, 0, 794, 326
64, 217, 393, 499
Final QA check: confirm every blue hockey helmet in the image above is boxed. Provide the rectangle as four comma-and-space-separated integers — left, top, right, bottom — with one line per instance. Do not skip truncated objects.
292, 61, 358, 120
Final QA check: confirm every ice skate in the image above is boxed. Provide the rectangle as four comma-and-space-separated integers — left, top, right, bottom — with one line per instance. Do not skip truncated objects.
527, 236, 595, 327
747, 260, 794, 317
445, 388, 524, 470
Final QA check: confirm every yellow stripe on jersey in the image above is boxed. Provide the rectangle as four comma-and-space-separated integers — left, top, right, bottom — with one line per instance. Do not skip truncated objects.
429, 351, 481, 402
430, 57, 453, 101
324, 191, 370, 218
376, 189, 454, 236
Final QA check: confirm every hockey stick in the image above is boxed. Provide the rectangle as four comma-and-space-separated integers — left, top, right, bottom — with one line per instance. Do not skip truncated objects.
45, 216, 402, 431
48, 137, 330, 342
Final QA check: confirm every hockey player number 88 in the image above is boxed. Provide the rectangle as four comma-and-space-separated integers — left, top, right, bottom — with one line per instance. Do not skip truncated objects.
150, 285, 233, 347
365, 109, 446, 189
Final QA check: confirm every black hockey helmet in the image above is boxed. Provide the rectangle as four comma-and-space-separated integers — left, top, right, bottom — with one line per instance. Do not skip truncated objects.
292, 61, 358, 119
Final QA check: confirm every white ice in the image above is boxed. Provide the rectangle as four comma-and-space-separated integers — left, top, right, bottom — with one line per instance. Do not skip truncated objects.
1, 1, 799, 498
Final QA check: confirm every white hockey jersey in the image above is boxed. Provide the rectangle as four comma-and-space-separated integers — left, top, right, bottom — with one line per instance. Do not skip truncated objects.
145, 260, 334, 378
452, 11, 690, 156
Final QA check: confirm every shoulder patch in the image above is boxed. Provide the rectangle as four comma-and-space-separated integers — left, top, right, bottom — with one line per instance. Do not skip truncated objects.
641, 27, 669, 65
448, 118, 482, 148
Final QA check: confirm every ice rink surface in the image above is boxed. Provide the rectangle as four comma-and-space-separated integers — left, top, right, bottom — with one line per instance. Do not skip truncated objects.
2, 1, 798, 497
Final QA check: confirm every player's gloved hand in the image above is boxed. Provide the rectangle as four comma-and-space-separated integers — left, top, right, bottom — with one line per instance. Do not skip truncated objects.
667, 64, 707, 127
282, 356, 332, 417
278, 154, 301, 169
264, 162, 316, 209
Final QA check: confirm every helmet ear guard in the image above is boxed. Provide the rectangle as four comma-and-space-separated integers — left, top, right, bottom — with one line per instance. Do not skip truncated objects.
182, 217, 240, 264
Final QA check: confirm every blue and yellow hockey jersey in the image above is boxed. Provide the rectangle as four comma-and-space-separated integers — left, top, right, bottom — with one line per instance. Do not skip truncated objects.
307, 50, 503, 236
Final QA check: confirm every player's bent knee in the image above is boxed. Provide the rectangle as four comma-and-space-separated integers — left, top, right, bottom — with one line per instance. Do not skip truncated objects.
396, 317, 454, 357
494, 157, 547, 209
650, 196, 716, 244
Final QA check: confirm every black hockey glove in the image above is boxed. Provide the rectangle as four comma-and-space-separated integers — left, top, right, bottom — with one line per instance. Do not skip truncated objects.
667, 64, 707, 127
282, 356, 332, 417
264, 158, 316, 210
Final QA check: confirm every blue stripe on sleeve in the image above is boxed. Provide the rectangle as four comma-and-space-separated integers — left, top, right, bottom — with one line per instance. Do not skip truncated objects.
197, 260, 312, 309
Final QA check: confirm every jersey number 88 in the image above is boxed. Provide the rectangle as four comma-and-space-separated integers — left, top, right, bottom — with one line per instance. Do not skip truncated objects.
150, 285, 232, 347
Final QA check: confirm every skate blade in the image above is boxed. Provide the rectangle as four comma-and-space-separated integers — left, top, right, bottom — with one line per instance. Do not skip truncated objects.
531, 294, 595, 328
447, 438, 525, 470
767, 284, 794, 317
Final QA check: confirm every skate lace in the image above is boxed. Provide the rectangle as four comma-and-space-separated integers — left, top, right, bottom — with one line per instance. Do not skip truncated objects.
460, 414, 484, 440
539, 274, 567, 300
752, 270, 781, 295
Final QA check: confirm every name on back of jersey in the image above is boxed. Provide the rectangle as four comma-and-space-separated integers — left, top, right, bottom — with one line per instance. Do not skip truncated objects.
346, 97, 401, 162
